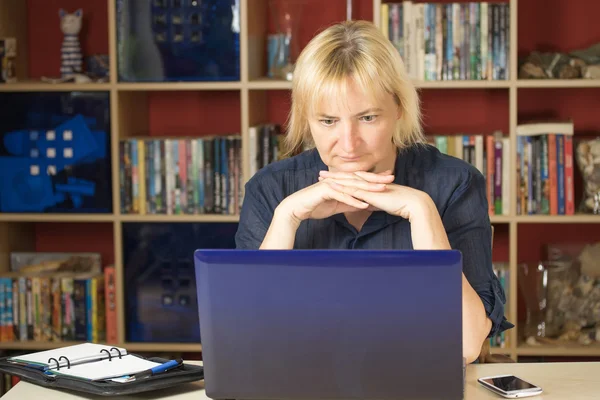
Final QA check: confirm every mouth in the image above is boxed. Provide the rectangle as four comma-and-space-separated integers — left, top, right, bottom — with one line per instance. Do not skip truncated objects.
339, 155, 361, 161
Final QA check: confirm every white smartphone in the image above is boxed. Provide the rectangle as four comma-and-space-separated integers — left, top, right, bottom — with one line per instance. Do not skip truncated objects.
477, 374, 542, 398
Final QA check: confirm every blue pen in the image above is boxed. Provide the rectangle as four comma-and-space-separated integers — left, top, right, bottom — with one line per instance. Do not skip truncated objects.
130, 359, 183, 380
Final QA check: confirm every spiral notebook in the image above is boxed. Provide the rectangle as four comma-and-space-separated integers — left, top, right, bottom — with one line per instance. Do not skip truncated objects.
7, 343, 162, 381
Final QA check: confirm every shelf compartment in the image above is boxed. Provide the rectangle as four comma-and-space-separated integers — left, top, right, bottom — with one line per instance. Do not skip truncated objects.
122, 222, 238, 344
421, 89, 510, 134
0, 221, 114, 275
117, 90, 241, 139
0, 0, 109, 84
0, 91, 113, 214
116, 0, 240, 83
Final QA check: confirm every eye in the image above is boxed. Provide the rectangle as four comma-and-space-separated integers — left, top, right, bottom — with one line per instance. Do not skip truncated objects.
319, 119, 336, 127
360, 115, 377, 123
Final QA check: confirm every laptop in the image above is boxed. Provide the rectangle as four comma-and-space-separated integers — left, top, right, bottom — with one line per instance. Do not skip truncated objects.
194, 249, 464, 400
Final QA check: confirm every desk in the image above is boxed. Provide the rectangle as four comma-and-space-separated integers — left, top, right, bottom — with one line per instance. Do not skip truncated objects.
2, 362, 599, 399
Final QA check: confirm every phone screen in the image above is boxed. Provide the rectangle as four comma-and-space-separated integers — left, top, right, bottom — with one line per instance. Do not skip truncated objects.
481, 376, 539, 392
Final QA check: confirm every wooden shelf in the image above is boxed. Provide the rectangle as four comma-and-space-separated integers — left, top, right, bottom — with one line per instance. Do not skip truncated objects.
0, 341, 202, 353
0, 341, 89, 351
517, 79, 600, 88
247, 78, 513, 91
0, 81, 111, 92
116, 82, 241, 91
515, 215, 600, 223
0, 214, 115, 223
517, 342, 600, 357
119, 214, 239, 223
490, 215, 512, 223
415, 80, 511, 89
247, 78, 293, 90
124, 342, 202, 353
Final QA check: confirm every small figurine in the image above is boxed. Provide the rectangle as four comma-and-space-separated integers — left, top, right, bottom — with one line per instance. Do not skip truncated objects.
59, 9, 83, 79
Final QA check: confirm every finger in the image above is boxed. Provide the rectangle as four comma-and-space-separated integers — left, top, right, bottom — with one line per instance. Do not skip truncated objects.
322, 177, 387, 192
320, 170, 394, 184
326, 180, 371, 202
324, 185, 369, 209
353, 170, 395, 183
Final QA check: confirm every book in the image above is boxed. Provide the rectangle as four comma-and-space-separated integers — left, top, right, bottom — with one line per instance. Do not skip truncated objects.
6, 342, 161, 381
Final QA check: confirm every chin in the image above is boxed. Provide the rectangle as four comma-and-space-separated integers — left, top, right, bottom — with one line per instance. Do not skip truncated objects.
332, 161, 376, 173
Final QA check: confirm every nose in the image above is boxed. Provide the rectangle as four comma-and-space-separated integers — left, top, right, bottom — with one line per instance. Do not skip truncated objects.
338, 120, 360, 153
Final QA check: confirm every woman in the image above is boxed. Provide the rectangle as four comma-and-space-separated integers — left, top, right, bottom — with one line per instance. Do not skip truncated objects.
235, 20, 512, 364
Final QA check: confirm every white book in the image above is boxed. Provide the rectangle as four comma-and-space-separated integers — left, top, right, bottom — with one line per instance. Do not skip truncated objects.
516, 121, 574, 136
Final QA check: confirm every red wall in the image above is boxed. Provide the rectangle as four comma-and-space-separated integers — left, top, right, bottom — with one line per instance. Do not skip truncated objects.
35, 223, 114, 266
148, 91, 241, 137
518, 0, 600, 57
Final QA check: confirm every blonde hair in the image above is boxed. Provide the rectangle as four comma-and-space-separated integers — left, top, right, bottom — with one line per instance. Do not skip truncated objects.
283, 20, 424, 157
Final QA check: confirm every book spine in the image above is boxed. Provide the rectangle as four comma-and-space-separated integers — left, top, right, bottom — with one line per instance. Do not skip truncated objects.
540, 135, 550, 214
494, 137, 502, 215
41, 277, 51, 341
18, 277, 27, 341
556, 135, 565, 214
104, 266, 118, 344
33, 277, 41, 341
73, 279, 87, 341
548, 134, 557, 215
486, 135, 495, 215
11, 278, 18, 341
564, 135, 575, 215
51, 277, 62, 342
61, 277, 75, 341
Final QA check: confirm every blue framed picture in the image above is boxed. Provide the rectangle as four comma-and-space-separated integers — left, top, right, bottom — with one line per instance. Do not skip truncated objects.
0, 92, 112, 213
117, 0, 241, 82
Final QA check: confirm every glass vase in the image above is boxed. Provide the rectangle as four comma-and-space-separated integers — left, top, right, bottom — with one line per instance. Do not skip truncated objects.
518, 261, 575, 341
268, 0, 305, 81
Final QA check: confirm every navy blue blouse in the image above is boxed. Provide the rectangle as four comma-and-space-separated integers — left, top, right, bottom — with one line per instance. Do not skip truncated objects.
235, 144, 514, 338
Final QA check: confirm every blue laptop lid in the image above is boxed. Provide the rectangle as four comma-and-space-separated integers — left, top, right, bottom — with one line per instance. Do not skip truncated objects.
195, 249, 463, 400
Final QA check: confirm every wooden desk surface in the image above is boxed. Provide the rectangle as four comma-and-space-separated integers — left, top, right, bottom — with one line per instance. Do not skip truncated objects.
2, 361, 599, 399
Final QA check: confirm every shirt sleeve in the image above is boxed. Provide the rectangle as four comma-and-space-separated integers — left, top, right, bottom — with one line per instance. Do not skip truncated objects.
442, 168, 514, 338
234, 178, 277, 250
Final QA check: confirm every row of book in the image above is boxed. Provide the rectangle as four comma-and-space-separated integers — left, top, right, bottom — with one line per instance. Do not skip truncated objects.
248, 124, 284, 178
119, 136, 243, 215
427, 132, 510, 216
490, 263, 510, 348
380, 1, 509, 81
515, 122, 575, 215
0, 267, 116, 343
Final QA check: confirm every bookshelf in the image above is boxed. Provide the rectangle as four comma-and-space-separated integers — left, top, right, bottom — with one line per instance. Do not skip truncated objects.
0, 0, 598, 362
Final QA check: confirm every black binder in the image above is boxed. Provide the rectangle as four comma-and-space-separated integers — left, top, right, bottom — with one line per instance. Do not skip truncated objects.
0, 346, 204, 397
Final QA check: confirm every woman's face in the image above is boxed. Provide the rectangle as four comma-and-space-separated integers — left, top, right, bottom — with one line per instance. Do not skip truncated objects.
308, 78, 400, 174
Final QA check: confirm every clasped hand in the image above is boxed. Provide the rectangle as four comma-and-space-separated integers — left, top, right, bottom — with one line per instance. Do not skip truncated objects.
318, 170, 425, 220
277, 169, 429, 224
